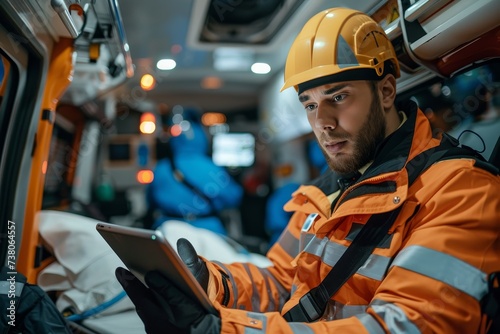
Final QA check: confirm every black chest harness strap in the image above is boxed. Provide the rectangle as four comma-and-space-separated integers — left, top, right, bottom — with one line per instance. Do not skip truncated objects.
283, 206, 402, 322
283, 135, 498, 323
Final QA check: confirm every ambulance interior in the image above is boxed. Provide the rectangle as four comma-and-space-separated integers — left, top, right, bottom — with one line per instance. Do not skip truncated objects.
0, 0, 499, 333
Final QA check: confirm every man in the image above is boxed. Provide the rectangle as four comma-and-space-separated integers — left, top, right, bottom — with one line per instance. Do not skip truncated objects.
116, 8, 500, 333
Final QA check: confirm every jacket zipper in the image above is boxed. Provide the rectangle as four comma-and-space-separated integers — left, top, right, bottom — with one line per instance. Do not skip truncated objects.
332, 174, 395, 213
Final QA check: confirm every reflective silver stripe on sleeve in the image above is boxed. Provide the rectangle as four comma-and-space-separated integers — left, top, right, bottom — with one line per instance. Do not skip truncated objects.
355, 313, 386, 334
276, 229, 299, 258
390, 245, 489, 301
243, 263, 261, 311
243, 312, 315, 334
257, 267, 275, 312
213, 261, 239, 309
368, 299, 421, 334
258, 267, 289, 311
303, 235, 391, 281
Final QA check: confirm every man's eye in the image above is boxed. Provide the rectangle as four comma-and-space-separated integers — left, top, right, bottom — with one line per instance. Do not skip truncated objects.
332, 94, 346, 102
304, 104, 316, 112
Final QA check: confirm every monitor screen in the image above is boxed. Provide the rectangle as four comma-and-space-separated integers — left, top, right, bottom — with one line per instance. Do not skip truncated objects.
108, 143, 131, 161
212, 133, 255, 167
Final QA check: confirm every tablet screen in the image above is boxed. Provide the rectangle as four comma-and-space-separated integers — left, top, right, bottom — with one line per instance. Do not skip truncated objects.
96, 222, 217, 315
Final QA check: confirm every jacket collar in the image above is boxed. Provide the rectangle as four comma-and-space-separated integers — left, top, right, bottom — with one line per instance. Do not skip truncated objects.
357, 100, 419, 184
295, 100, 436, 219
311, 101, 421, 195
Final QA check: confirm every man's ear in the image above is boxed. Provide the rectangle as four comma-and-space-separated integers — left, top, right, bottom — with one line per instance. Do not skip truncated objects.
378, 74, 397, 111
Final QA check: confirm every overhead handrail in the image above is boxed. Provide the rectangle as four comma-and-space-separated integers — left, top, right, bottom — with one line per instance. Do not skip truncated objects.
384, 18, 401, 40
51, 0, 79, 38
404, 0, 443, 22
108, 0, 134, 78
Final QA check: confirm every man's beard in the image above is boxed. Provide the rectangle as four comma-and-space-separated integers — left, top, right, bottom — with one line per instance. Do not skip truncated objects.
320, 91, 387, 175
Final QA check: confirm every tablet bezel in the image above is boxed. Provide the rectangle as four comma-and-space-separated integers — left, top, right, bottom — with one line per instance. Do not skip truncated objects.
96, 222, 217, 315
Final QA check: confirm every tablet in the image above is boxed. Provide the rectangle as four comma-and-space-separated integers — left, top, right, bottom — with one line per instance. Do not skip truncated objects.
96, 222, 217, 315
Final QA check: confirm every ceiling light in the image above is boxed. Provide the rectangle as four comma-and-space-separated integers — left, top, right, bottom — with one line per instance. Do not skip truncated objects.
140, 74, 155, 91
251, 62, 271, 74
157, 58, 177, 70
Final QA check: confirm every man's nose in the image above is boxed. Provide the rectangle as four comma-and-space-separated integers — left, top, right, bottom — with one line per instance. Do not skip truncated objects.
314, 105, 337, 131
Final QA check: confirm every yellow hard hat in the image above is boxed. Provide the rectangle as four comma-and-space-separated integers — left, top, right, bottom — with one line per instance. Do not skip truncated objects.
281, 7, 400, 93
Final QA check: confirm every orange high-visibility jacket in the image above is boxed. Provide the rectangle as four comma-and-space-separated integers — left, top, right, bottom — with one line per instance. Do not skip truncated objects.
205, 102, 500, 333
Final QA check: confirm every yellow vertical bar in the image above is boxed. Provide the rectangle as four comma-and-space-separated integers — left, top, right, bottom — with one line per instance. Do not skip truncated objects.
17, 37, 75, 283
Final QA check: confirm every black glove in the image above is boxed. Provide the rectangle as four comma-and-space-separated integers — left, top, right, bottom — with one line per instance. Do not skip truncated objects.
177, 238, 209, 292
116, 267, 220, 334
178, 238, 232, 308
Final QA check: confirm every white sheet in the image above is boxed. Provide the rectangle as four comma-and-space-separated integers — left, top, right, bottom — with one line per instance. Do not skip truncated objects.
37, 210, 135, 317
37, 211, 272, 333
